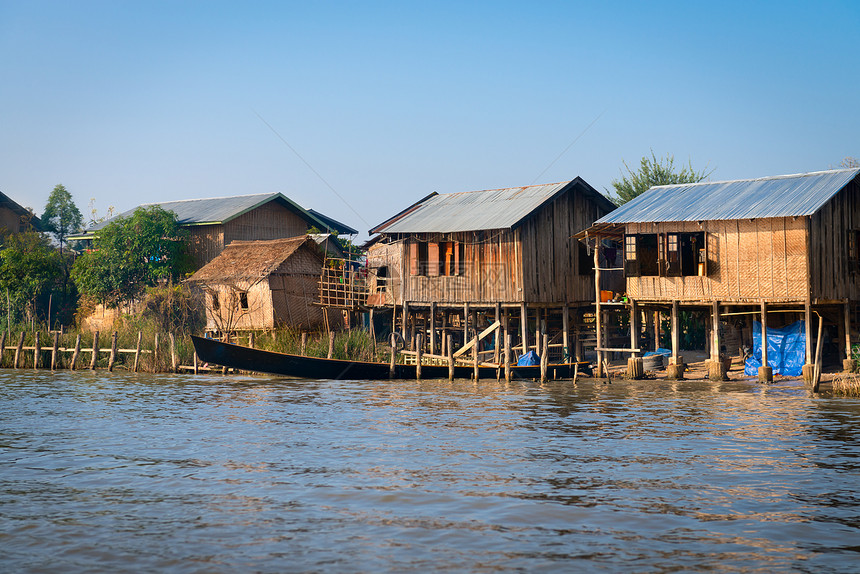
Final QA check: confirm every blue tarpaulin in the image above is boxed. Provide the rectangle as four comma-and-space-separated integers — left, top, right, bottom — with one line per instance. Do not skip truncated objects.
744, 320, 806, 377
517, 351, 540, 366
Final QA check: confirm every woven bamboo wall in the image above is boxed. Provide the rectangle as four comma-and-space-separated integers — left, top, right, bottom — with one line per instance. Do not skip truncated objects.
625, 217, 808, 302
224, 202, 310, 245
186, 226, 225, 269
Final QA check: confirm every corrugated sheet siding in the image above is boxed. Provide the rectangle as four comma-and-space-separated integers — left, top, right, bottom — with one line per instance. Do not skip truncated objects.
625, 218, 808, 302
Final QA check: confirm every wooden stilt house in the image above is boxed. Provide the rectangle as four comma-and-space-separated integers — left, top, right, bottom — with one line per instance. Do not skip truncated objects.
580, 168, 860, 381
364, 178, 615, 365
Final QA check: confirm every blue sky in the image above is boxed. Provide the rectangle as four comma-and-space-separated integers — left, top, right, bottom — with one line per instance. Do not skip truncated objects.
2, 1, 858, 240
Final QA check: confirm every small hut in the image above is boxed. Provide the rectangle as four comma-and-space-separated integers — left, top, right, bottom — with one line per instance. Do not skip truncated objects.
186, 236, 342, 334
0, 190, 40, 236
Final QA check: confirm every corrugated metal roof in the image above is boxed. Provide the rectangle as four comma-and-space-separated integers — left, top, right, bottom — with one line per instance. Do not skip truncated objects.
373, 178, 613, 234
84, 193, 327, 232
596, 169, 860, 225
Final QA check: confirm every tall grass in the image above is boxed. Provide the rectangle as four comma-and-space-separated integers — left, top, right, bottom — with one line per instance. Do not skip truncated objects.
832, 373, 860, 397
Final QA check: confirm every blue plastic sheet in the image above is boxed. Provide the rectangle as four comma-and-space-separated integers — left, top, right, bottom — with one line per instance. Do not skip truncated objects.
744, 320, 806, 377
517, 351, 540, 366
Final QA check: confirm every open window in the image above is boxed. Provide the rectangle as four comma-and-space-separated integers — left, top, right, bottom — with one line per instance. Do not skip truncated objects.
376, 266, 388, 292
625, 232, 708, 277
411, 240, 464, 276
239, 291, 249, 311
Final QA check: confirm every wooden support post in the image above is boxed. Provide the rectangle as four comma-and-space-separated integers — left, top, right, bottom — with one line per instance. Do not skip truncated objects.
33, 331, 41, 370
472, 336, 479, 381
494, 302, 501, 365
301, 332, 307, 356
108, 331, 118, 372
759, 301, 773, 383
520, 302, 528, 358
667, 301, 684, 379
14, 331, 24, 368
193, 352, 198, 374
709, 300, 727, 380
401, 302, 409, 345
430, 302, 437, 356
71, 334, 81, 370
389, 333, 397, 379
593, 237, 603, 377
464, 302, 470, 351
90, 331, 99, 370
170, 332, 177, 373
844, 300, 854, 372
813, 314, 825, 392
327, 331, 335, 359
408, 306, 415, 351
562, 304, 570, 363
804, 299, 813, 364
504, 331, 511, 382
369, 308, 377, 354
630, 299, 639, 358
0, 330, 5, 369
447, 333, 455, 381
51, 331, 59, 371
653, 310, 660, 350
133, 331, 142, 372
248, 332, 255, 349
415, 333, 423, 380
540, 332, 548, 383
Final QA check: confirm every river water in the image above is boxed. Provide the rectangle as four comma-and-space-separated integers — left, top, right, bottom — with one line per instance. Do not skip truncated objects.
1, 370, 859, 573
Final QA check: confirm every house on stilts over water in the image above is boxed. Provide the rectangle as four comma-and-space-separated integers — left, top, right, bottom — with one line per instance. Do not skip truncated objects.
579, 168, 860, 383
361, 178, 616, 365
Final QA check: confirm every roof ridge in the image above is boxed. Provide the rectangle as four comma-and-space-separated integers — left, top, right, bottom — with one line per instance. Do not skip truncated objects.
650, 168, 860, 190
138, 192, 279, 206
437, 181, 571, 197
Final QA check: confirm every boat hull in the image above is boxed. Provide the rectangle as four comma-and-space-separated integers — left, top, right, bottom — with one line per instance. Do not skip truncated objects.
191, 336, 589, 380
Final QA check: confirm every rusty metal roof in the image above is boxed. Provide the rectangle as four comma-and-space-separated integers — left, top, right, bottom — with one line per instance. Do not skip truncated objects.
371, 177, 613, 234
595, 169, 860, 225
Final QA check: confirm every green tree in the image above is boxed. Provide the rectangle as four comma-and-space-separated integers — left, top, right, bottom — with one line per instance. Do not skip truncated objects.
0, 231, 63, 326
71, 206, 193, 307
609, 151, 712, 205
42, 184, 83, 252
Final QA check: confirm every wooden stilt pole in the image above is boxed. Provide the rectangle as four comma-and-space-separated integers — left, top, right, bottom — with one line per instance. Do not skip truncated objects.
301, 332, 307, 356
562, 304, 570, 363
0, 330, 6, 369
494, 302, 501, 365
472, 336, 479, 381
430, 302, 436, 356
667, 300, 684, 379
520, 302, 528, 359
593, 236, 603, 377
627, 299, 644, 380
709, 300, 727, 380
759, 301, 773, 383
504, 331, 512, 382
448, 333, 455, 381
464, 302, 470, 352
844, 300, 854, 372
327, 331, 335, 359
389, 332, 397, 379
193, 352, 198, 374
415, 333, 423, 380
813, 314, 825, 392
540, 332, 548, 383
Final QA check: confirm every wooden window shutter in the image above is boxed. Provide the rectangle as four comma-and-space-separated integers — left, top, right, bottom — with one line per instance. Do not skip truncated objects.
658, 233, 667, 277
667, 233, 681, 277
409, 242, 419, 276
624, 235, 640, 277
428, 242, 440, 276
454, 241, 461, 275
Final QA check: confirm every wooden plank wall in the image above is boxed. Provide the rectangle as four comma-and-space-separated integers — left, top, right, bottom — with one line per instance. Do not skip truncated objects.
225, 203, 311, 245
625, 218, 808, 302
520, 189, 609, 304
403, 230, 522, 304
809, 178, 860, 301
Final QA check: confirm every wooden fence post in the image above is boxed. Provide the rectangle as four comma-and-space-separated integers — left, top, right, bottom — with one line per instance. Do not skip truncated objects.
169, 332, 177, 373
90, 331, 100, 370
14, 332, 24, 368
327, 331, 335, 359
108, 331, 118, 371
51, 331, 59, 371
133, 331, 142, 372
71, 334, 81, 370
34, 331, 41, 370
301, 332, 307, 356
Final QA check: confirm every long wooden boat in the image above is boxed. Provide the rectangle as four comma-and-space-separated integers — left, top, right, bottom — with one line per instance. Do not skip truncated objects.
191, 335, 590, 380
